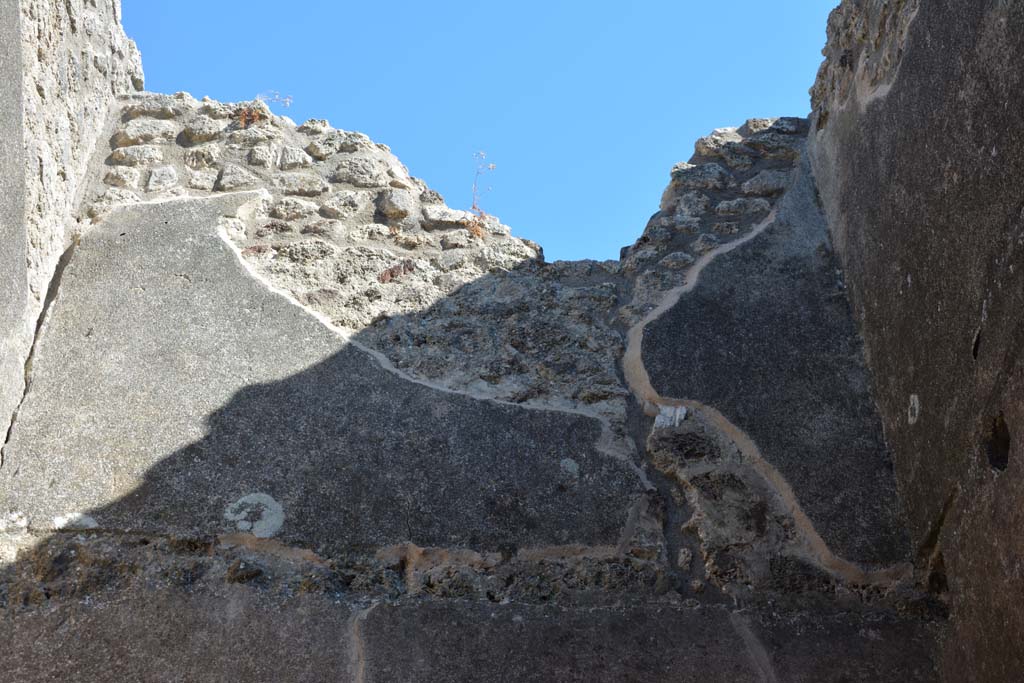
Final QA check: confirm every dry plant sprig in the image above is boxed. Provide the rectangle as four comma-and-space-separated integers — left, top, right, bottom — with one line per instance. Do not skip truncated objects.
255, 90, 294, 108
468, 151, 497, 239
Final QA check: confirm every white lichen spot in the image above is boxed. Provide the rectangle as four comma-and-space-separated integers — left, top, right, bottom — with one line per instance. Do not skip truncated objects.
224, 493, 284, 538
907, 394, 921, 425
1, 511, 29, 532
52, 513, 99, 530
559, 457, 581, 478
654, 404, 688, 429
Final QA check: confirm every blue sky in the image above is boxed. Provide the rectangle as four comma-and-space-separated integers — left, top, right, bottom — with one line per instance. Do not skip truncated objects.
123, 1, 835, 261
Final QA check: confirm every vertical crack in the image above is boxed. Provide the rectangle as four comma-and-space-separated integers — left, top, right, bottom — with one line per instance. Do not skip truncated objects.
349, 601, 379, 683
1, 239, 78, 467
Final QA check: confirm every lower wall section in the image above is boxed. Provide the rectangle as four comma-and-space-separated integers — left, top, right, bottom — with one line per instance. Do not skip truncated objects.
808, 1, 1024, 679
0, 532, 938, 683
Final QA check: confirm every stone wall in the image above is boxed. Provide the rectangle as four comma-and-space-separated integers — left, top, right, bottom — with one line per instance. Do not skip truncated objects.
0, 0, 142, 447
0, 3, 28, 450
808, 1, 1024, 679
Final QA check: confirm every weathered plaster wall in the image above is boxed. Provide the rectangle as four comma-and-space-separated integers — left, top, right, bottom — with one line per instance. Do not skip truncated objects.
1, 0, 142, 447
808, 1, 1024, 679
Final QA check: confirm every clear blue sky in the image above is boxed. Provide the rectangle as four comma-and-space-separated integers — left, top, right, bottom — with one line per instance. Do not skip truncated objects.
123, 1, 835, 261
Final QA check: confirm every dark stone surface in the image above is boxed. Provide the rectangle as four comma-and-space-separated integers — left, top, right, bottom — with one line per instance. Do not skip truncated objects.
642, 157, 910, 566
0, 589, 358, 682
362, 599, 936, 682
808, 1, 1024, 678
0, 193, 642, 556
0, 3, 26, 445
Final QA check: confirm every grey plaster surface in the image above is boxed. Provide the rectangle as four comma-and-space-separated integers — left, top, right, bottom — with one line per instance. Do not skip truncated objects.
0, 2, 26, 447
643, 157, 910, 566
0, 192, 642, 555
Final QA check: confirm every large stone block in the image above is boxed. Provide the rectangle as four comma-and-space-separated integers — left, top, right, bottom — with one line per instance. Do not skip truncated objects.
808, 1, 1024, 677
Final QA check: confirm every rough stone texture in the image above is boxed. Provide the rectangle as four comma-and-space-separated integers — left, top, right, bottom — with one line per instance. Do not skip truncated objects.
1, 0, 143, 451
0, 2, 27, 452
808, 1, 1024, 678
0, 4, 961, 679
643, 155, 909, 568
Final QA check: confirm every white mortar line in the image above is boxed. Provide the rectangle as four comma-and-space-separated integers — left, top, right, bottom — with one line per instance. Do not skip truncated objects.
197, 192, 655, 491
620, 207, 912, 587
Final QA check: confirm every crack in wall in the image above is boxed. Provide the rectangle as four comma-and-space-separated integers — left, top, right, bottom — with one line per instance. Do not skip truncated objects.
729, 611, 780, 683
349, 601, 378, 683
1, 239, 77, 468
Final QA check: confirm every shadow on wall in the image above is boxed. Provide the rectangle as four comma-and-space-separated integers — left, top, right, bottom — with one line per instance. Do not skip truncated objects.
0, 193, 646, 583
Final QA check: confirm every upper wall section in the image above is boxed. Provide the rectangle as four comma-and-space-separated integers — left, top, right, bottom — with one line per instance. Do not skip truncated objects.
22, 0, 143, 300
1, 0, 142, 446
807, 1, 1024, 679
0, 4, 28, 445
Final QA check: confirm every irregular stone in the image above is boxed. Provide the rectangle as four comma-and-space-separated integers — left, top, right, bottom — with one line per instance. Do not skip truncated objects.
739, 118, 778, 135
318, 190, 368, 219
329, 156, 390, 187
109, 144, 163, 167
715, 198, 770, 216
741, 170, 790, 196
103, 167, 140, 189
297, 118, 331, 135
744, 131, 801, 161
274, 172, 330, 197
660, 251, 695, 269
198, 98, 235, 119
183, 144, 220, 169
670, 162, 731, 190
440, 229, 472, 250
227, 125, 279, 146
674, 191, 711, 218
214, 164, 259, 191
145, 166, 178, 193
111, 118, 180, 147
376, 188, 419, 220
421, 205, 475, 231
694, 127, 742, 157
420, 188, 445, 204
180, 114, 224, 145
269, 197, 319, 221
691, 233, 720, 254
247, 144, 276, 168
188, 169, 217, 191
305, 130, 373, 160
279, 145, 312, 170
122, 94, 192, 120
86, 187, 140, 219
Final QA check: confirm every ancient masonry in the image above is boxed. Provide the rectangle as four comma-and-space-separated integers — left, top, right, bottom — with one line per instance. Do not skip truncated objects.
0, 0, 1021, 680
